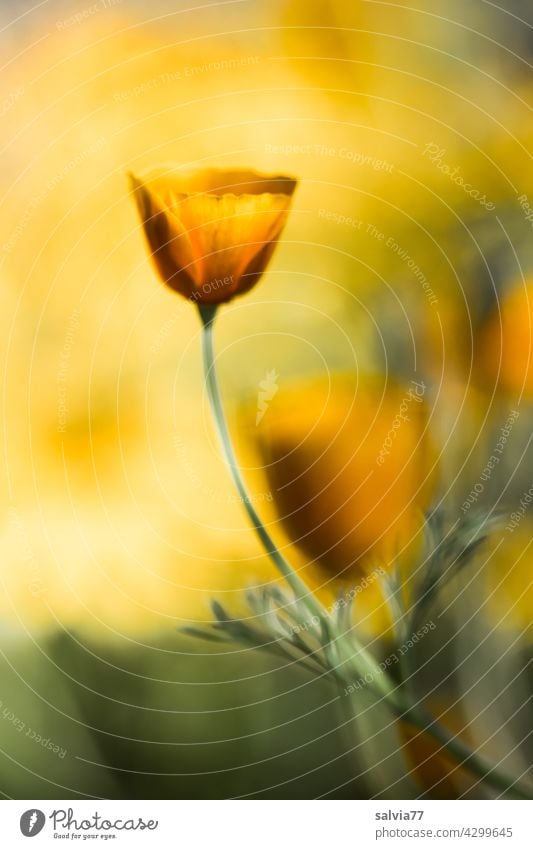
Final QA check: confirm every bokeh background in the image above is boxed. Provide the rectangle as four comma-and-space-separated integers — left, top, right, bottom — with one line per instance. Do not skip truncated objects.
0, 0, 532, 798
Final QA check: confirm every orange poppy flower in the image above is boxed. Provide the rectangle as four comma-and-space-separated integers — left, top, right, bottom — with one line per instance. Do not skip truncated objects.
129, 167, 297, 304
249, 374, 436, 585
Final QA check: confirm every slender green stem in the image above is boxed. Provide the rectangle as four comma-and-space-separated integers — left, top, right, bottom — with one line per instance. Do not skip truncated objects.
198, 304, 328, 633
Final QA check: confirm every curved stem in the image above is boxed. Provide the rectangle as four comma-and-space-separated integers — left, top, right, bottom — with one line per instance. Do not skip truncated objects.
198, 304, 328, 632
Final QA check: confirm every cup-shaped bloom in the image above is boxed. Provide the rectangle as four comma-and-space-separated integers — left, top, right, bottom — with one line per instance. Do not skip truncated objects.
129, 167, 297, 305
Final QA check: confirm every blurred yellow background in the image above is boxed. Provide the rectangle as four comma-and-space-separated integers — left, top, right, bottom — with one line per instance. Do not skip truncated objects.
0, 0, 532, 799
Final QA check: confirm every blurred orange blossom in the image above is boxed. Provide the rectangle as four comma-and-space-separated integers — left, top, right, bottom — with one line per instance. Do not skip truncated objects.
478, 279, 533, 400
246, 374, 437, 614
